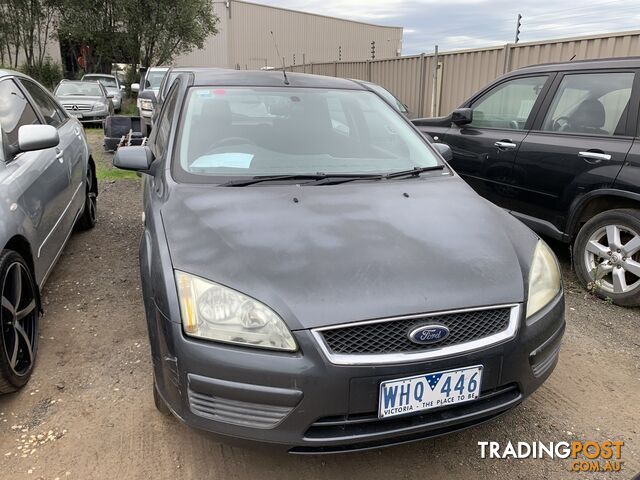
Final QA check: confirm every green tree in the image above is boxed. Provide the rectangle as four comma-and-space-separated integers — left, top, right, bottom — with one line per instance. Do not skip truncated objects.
56, 0, 218, 71
0, 0, 59, 69
124, 0, 218, 67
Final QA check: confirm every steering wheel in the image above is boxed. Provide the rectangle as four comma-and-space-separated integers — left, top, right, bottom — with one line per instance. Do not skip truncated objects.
552, 116, 571, 132
208, 137, 255, 150
509, 120, 519, 130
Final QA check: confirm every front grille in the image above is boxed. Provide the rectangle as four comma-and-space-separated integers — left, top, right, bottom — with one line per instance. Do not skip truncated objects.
187, 388, 292, 429
292, 384, 521, 453
320, 307, 511, 355
63, 104, 92, 112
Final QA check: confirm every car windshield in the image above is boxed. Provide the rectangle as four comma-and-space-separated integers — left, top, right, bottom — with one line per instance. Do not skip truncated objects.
85, 76, 117, 88
145, 70, 167, 90
56, 82, 102, 96
175, 87, 440, 182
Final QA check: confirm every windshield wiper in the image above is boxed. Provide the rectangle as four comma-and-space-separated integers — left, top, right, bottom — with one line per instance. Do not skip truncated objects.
309, 165, 446, 185
220, 166, 445, 187
221, 173, 331, 187
384, 164, 446, 179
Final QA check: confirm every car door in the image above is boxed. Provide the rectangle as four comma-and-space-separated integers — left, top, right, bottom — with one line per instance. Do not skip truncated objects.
511, 70, 638, 236
18, 79, 86, 249
0, 78, 72, 283
420, 74, 553, 209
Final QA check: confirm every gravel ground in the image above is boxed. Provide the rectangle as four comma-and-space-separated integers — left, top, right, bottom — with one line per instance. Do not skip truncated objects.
0, 130, 638, 480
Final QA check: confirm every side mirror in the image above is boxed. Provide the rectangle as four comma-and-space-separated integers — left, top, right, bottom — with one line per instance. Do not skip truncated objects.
452, 108, 473, 126
113, 146, 154, 172
18, 125, 59, 153
433, 142, 453, 162
130, 83, 140, 93
120, 85, 126, 91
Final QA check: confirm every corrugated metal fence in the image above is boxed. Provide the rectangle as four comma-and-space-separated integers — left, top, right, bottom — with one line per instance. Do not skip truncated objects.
287, 30, 640, 118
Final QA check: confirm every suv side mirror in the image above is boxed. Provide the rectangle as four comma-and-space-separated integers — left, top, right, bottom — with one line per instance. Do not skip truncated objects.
130, 83, 140, 93
18, 125, 59, 153
113, 146, 154, 172
433, 143, 453, 162
452, 108, 473, 126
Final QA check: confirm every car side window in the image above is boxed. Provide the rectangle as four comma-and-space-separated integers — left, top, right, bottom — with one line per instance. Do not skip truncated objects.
154, 85, 179, 154
541, 72, 634, 136
0, 79, 40, 158
469, 76, 548, 130
19, 80, 66, 128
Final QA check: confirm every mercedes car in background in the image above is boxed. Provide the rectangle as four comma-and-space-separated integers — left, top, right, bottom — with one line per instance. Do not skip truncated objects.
0, 69, 98, 393
113, 70, 565, 452
53, 80, 114, 126
81, 73, 124, 112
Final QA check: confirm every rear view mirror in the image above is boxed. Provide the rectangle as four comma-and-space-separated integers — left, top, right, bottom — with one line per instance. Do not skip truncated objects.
113, 146, 154, 172
130, 83, 140, 93
452, 108, 473, 126
18, 125, 59, 153
433, 143, 453, 162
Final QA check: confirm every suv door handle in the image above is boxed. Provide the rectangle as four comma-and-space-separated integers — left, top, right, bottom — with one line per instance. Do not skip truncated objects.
495, 140, 517, 150
55, 148, 64, 163
578, 151, 611, 162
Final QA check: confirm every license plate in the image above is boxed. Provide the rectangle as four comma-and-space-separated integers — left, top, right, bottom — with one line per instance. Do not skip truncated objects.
70, 112, 83, 118
378, 365, 483, 418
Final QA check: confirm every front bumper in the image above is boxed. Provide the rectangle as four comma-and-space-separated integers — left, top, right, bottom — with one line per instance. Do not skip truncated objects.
148, 294, 564, 453
71, 111, 109, 123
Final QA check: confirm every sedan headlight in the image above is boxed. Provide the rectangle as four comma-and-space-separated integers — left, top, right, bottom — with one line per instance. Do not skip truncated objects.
526, 240, 561, 318
92, 103, 106, 112
140, 99, 153, 110
175, 271, 297, 351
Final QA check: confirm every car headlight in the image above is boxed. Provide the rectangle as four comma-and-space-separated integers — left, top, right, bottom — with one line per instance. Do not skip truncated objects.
140, 99, 153, 110
92, 103, 106, 111
526, 240, 561, 318
175, 271, 297, 352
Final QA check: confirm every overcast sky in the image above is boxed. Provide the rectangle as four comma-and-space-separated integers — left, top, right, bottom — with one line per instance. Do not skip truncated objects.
256, 0, 640, 54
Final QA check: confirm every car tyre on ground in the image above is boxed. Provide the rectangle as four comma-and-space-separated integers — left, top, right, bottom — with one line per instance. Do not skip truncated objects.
574, 208, 640, 306
76, 164, 97, 231
0, 250, 39, 394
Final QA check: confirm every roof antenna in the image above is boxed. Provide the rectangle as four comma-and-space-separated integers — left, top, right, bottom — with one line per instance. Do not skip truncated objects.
270, 30, 289, 85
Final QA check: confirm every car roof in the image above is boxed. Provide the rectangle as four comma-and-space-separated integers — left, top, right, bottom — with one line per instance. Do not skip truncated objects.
83, 73, 116, 78
511, 56, 640, 75
191, 69, 365, 90
0, 69, 30, 80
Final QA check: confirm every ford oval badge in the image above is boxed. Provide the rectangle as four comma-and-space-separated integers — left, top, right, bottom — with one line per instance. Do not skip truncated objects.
408, 324, 450, 345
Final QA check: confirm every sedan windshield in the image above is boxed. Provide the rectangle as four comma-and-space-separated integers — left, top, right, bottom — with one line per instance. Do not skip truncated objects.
56, 82, 103, 97
175, 87, 440, 182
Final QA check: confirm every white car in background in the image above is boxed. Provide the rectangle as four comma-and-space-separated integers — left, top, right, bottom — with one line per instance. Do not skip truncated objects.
82, 74, 124, 112
131, 67, 169, 129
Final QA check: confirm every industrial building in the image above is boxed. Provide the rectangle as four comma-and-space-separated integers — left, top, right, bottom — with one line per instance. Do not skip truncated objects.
173, 0, 404, 69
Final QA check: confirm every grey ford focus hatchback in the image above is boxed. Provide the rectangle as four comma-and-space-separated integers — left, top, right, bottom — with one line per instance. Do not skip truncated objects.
114, 70, 565, 453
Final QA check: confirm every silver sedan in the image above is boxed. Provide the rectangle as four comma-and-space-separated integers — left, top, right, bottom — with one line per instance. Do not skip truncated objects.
0, 70, 97, 393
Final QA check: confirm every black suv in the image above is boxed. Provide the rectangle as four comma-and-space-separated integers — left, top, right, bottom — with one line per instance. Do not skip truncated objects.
414, 57, 640, 306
